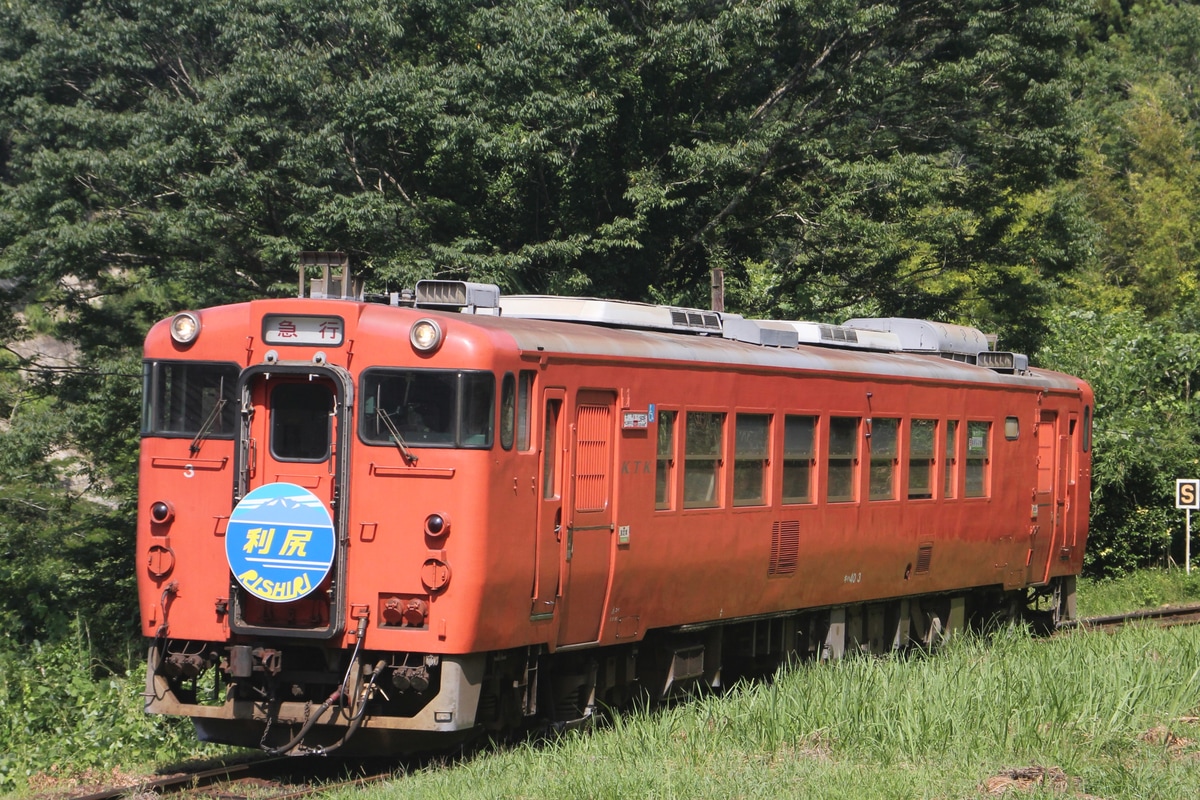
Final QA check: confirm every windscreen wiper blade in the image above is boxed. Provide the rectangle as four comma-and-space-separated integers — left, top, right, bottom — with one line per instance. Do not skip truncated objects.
190, 397, 228, 455
377, 408, 419, 465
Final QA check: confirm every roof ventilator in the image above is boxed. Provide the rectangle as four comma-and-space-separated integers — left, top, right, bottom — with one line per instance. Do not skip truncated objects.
976, 351, 1030, 374
669, 309, 722, 331
843, 317, 1030, 373
413, 280, 501, 313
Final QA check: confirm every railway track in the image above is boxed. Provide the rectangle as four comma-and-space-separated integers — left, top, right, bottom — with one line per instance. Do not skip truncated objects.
1059, 601, 1200, 633
68, 755, 400, 800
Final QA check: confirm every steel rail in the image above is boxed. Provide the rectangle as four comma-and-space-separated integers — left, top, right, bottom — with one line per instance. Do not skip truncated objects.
69, 757, 291, 800
1058, 601, 1200, 632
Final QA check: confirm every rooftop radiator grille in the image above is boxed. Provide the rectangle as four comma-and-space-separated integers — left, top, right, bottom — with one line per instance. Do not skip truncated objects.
670, 309, 722, 331
418, 281, 466, 306
414, 280, 500, 309
770, 520, 801, 576
819, 324, 859, 344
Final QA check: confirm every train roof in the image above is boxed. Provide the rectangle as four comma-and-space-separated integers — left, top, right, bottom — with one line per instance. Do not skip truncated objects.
383, 281, 1082, 393
157, 274, 1082, 395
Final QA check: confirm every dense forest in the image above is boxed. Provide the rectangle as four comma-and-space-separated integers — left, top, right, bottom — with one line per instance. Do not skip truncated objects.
2, 0, 1200, 658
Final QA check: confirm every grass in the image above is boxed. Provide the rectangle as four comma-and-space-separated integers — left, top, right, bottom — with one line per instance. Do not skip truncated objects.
8, 568, 1200, 797
342, 624, 1200, 799
1077, 565, 1200, 617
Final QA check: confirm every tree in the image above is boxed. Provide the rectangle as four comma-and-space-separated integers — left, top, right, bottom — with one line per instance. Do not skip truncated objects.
1, 0, 1086, 316
0, 0, 1094, 648
1038, 305, 1200, 574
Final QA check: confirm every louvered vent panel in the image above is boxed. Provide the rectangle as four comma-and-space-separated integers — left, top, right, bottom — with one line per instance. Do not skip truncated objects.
670, 310, 723, 331
418, 282, 466, 305
819, 324, 859, 343
574, 405, 611, 512
915, 543, 934, 574
770, 521, 801, 576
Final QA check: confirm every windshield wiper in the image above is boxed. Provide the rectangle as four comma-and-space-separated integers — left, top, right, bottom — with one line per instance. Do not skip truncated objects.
190, 397, 228, 455
377, 408, 419, 466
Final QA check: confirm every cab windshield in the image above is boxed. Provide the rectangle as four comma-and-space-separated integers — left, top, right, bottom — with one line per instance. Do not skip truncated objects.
360, 369, 494, 449
142, 361, 239, 438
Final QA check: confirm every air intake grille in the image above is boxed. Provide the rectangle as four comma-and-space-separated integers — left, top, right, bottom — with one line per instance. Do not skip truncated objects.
819, 324, 859, 343
574, 404, 611, 512
915, 543, 933, 574
770, 521, 800, 576
417, 281, 467, 305
670, 309, 722, 331
414, 280, 500, 308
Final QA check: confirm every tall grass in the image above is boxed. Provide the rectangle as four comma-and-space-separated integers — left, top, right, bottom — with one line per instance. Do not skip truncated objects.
346, 625, 1200, 799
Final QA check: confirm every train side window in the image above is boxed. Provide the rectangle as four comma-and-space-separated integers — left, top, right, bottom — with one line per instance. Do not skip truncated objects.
500, 373, 516, 450
270, 382, 333, 462
684, 412, 724, 509
460, 372, 495, 446
944, 420, 959, 499
782, 415, 816, 505
542, 399, 562, 500
733, 414, 770, 507
908, 418, 937, 500
868, 417, 899, 500
827, 416, 860, 503
1083, 406, 1091, 452
656, 410, 678, 510
1005, 416, 1020, 440
965, 420, 991, 497
517, 371, 534, 451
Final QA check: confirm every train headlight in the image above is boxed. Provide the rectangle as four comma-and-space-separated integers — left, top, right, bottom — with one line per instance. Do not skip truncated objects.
410, 318, 443, 353
169, 312, 201, 344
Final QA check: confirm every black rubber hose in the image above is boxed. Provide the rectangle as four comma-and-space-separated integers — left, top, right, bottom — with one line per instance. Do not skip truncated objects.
263, 688, 342, 756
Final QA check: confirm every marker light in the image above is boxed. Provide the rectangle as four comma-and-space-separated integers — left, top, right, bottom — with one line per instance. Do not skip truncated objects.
410, 318, 443, 353
150, 501, 175, 525
169, 312, 201, 344
424, 513, 450, 539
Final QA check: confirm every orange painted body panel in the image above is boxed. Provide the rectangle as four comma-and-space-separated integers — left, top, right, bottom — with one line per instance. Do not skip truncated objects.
138, 297, 1092, 659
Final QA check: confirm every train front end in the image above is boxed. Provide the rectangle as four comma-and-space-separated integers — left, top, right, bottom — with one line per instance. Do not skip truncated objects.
137, 279, 512, 754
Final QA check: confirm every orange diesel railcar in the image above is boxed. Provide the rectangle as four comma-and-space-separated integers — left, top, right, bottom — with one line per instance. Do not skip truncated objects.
138, 270, 1092, 754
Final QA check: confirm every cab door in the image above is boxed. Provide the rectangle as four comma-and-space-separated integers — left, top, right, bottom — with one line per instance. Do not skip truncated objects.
230, 363, 353, 638
557, 390, 617, 646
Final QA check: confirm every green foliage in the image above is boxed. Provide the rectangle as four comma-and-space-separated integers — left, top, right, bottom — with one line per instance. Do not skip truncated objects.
1038, 305, 1200, 575
0, 628, 218, 793
0, 474, 138, 657
0, 0, 1086, 312
1073, 3, 1200, 320
1077, 566, 1200, 617
0, 385, 139, 657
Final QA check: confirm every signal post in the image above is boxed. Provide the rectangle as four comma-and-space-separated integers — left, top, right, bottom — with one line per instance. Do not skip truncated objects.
1177, 479, 1200, 574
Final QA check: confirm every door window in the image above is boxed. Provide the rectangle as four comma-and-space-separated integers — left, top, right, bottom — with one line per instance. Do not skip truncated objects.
270, 383, 333, 461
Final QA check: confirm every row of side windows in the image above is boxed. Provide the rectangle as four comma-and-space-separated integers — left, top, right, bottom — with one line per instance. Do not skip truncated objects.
655, 411, 996, 511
